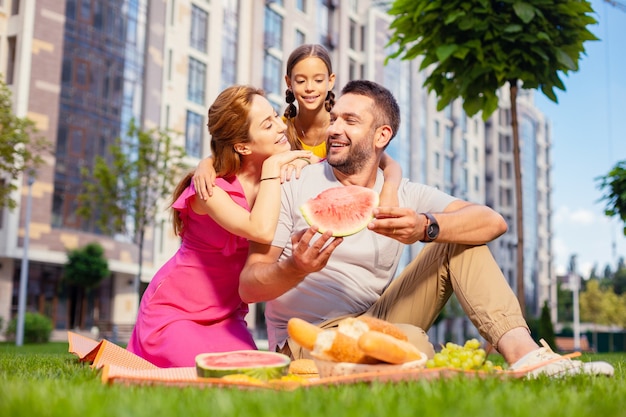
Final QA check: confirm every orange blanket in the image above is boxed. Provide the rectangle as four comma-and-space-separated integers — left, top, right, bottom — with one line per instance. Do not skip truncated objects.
67, 332, 578, 390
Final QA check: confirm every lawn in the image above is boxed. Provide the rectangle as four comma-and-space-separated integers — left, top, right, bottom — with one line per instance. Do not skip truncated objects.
1, 342, 625, 417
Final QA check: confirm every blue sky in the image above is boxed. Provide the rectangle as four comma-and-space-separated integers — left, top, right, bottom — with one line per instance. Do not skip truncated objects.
534, 0, 626, 277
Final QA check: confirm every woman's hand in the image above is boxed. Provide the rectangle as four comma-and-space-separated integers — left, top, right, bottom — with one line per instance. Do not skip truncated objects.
281, 156, 312, 182
261, 151, 312, 183
193, 156, 216, 200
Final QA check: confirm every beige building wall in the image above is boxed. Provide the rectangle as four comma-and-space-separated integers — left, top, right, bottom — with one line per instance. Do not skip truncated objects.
0, 0, 554, 337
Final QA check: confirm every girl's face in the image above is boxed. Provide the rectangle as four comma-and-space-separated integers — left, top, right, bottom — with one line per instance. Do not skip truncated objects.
286, 57, 336, 113
241, 94, 290, 158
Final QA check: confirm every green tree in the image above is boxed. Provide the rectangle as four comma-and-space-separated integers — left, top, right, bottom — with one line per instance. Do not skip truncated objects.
611, 265, 626, 296
538, 300, 556, 349
76, 119, 188, 298
597, 160, 626, 236
386, 0, 597, 315
63, 242, 110, 329
580, 279, 608, 324
0, 77, 50, 209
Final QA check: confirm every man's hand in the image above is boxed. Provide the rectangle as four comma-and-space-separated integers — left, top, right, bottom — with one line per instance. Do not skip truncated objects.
289, 226, 343, 273
367, 207, 426, 244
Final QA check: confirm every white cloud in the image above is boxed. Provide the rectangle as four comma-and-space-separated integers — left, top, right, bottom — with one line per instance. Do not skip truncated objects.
569, 208, 596, 225
554, 205, 599, 226
551, 205, 626, 276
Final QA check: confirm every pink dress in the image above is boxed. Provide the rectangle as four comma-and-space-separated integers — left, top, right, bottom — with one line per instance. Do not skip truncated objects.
127, 177, 257, 367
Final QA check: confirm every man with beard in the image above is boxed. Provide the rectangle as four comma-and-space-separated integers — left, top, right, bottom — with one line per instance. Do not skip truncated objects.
239, 80, 613, 378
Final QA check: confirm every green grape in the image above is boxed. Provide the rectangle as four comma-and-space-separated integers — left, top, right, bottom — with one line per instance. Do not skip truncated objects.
425, 339, 498, 372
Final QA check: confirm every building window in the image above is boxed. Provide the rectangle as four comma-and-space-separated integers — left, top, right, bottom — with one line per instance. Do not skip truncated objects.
11, 0, 19, 15
74, 59, 90, 89
444, 126, 452, 151
69, 127, 86, 158
221, 0, 239, 89
5, 36, 16, 84
185, 110, 203, 158
349, 19, 357, 50
167, 49, 172, 81
79, 0, 92, 22
296, 0, 306, 12
295, 29, 305, 46
187, 57, 206, 105
499, 133, 512, 153
434, 120, 440, 137
190, 5, 208, 53
264, 7, 283, 50
461, 138, 468, 162
263, 53, 282, 98
349, 58, 356, 81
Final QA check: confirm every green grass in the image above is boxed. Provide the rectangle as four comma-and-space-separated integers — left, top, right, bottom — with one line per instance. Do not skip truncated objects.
1, 342, 626, 417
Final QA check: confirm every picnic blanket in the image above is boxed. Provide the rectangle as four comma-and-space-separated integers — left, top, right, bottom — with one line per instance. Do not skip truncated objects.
67, 331, 581, 390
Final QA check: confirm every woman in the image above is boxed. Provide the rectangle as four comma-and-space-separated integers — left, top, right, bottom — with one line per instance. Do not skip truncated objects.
193, 44, 402, 206
127, 86, 311, 367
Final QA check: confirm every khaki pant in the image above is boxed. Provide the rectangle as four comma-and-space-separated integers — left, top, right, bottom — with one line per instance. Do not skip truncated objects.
283, 243, 528, 360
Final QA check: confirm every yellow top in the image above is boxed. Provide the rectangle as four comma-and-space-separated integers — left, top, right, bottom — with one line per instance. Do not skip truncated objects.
284, 116, 328, 158
300, 140, 326, 158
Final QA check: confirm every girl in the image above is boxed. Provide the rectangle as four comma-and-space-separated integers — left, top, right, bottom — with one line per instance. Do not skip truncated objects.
193, 44, 402, 206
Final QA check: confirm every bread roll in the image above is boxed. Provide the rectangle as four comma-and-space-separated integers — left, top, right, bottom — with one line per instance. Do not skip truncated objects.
358, 330, 425, 364
353, 316, 409, 341
313, 329, 380, 364
287, 317, 322, 351
288, 359, 319, 378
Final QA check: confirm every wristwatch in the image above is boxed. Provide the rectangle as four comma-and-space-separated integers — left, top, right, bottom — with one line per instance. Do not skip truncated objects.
420, 212, 439, 242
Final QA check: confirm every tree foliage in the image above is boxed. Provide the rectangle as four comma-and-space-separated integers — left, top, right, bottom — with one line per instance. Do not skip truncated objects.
580, 279, 626, 327
64, 242, 110, 290
386, 0, 598, 117
386, 0, 598, 314
76, 119, 188, 295
0, 77, 50, 209
538, 300, 556, 349
596, 160, 626, 236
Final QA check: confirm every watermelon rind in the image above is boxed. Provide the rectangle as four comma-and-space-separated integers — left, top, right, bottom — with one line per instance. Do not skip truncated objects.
300, 185, 379, 237
195, 350, 291, 380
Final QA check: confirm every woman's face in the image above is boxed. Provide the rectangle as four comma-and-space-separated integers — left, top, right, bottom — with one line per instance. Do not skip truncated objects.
245, 94, 290, 157
286, 57, 336, 113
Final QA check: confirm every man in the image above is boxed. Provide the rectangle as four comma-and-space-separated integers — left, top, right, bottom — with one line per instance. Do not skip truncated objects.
240, 80, 613, 378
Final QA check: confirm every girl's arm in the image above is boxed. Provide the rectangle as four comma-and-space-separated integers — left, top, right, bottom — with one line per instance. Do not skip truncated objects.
191, 150, 312, 244
379, 152, 402, 207
193, 156, 217, 200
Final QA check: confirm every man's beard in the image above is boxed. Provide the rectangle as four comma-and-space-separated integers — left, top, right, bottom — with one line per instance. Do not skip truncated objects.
327, 137, 373, 175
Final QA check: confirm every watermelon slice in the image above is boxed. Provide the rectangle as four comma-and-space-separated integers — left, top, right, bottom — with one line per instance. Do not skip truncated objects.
195, 350, 291, 380
300, 185, 379, 237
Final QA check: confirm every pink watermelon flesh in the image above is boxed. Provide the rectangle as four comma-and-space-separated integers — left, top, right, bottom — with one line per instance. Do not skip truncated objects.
300, 185, 379, 237
195, 350, 290, 380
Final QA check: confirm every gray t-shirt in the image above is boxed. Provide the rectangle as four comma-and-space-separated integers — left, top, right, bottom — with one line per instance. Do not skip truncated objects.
265, 162, 456, 350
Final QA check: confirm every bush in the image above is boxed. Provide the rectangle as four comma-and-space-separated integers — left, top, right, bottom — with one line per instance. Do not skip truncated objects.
5, 312, 53, 343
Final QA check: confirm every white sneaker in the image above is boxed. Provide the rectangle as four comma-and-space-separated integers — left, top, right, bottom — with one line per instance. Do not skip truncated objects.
510, 339, 614, 378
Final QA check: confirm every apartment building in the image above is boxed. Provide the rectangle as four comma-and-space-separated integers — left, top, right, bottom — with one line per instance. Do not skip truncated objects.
0, 0, 554, 340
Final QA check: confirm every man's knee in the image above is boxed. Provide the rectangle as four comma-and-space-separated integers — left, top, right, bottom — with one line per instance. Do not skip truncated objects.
393, 323, 435, 359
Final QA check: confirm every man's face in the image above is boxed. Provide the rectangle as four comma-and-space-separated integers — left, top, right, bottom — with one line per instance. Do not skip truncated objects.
326, 93, 377, 175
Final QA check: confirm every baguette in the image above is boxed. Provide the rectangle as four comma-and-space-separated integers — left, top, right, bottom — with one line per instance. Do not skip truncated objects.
358, 330, 425, 364
287, 317, 322, 351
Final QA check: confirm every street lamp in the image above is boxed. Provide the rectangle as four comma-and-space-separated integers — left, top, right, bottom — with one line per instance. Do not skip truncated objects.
568, 272, 581, 352
16, 171, 35, 347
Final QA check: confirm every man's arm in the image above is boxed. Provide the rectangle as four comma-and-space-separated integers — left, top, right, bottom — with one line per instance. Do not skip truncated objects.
239, 227, 343, 303
369, 199, 507, 245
